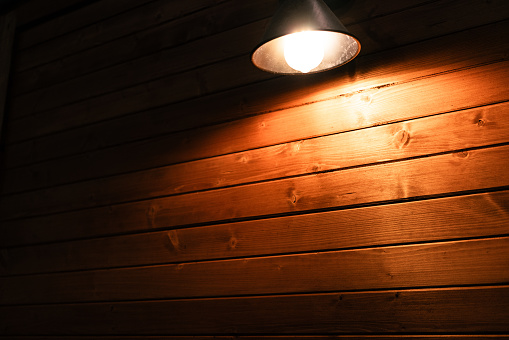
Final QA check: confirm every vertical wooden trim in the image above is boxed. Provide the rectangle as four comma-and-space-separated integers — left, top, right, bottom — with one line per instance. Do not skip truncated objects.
0, 11, 16, 142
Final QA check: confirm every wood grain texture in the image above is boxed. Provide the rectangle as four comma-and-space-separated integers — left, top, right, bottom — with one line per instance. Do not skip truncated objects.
16, 0, 164, 50
345, 0, 509, 54
1, 0, 508, 338
1, 286, 508, 334
2, 237, 509, 304
9, 19, 267, 117
1, 144, 508, 246
11, 0, 255, 95
8, 0, 509, 122
12, 22, 264, 105
3, 58, 509, 198
13, 0, 266, 73
1, 191, 508, 273
2, 100, 509, 216
4, 16, 509, 167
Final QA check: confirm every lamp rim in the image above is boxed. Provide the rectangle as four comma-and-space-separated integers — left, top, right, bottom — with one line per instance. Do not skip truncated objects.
251, 29, 361, 75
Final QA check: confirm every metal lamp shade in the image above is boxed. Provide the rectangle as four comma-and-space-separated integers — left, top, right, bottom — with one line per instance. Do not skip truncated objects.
251, 0, 360, 74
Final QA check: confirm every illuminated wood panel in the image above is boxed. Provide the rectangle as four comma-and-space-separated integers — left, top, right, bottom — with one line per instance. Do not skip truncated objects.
0, 0, 508, 338
0, 191, 507, 272
3, 12, 509, 168
2, 99, 509, 214
6, 1, 509, 138
2, 144, 509, 225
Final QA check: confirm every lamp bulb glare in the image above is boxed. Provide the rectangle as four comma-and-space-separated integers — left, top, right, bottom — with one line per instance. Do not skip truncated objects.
284, 31, 325, 73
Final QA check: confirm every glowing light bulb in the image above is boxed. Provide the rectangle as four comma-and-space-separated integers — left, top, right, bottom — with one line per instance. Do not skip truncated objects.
284, 31, 325, 73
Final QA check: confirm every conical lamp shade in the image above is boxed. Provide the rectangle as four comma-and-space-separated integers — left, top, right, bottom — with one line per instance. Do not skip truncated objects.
252, 0, 360, 74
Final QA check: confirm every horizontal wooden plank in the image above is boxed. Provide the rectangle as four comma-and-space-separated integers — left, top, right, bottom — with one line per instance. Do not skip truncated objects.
8, 0, 509, 122
6, 16, 509, 168
9, 18, 266, 116
345, 0, 509, 54
3, 99, 509, 218
16, 0, 171, 50
2, 140, 509, 227
2, 191, 509, 273
1, 144, 509, 249
14, 0, 232, 73
6, 32, 274, 131
12, 0, 270, 73
11, 0, 266, 95
5, 52, 509, 191
1, 286, 508, 334
3, 58, 509, 201
2, 237, 509, 304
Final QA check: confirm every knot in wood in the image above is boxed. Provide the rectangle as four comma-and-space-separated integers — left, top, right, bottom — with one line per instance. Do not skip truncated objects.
393, 129, 410, 149
334, 294, 343, 307
454, 151, 469, 159
228, 236, 238, 250
287, 141, 302, 156
238, 155, 249, 163
309, 164, 321, 172
167, 230, 185, 252
286, 187, 300, 206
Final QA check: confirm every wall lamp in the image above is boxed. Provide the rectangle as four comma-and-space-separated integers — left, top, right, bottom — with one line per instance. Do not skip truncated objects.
251, 0, 360, 75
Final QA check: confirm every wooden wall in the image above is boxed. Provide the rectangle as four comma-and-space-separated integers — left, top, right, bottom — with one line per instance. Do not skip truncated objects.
1, 0, 509, 338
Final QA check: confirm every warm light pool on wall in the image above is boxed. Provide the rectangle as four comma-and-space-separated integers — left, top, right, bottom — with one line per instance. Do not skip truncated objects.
251, 0, 361, 74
